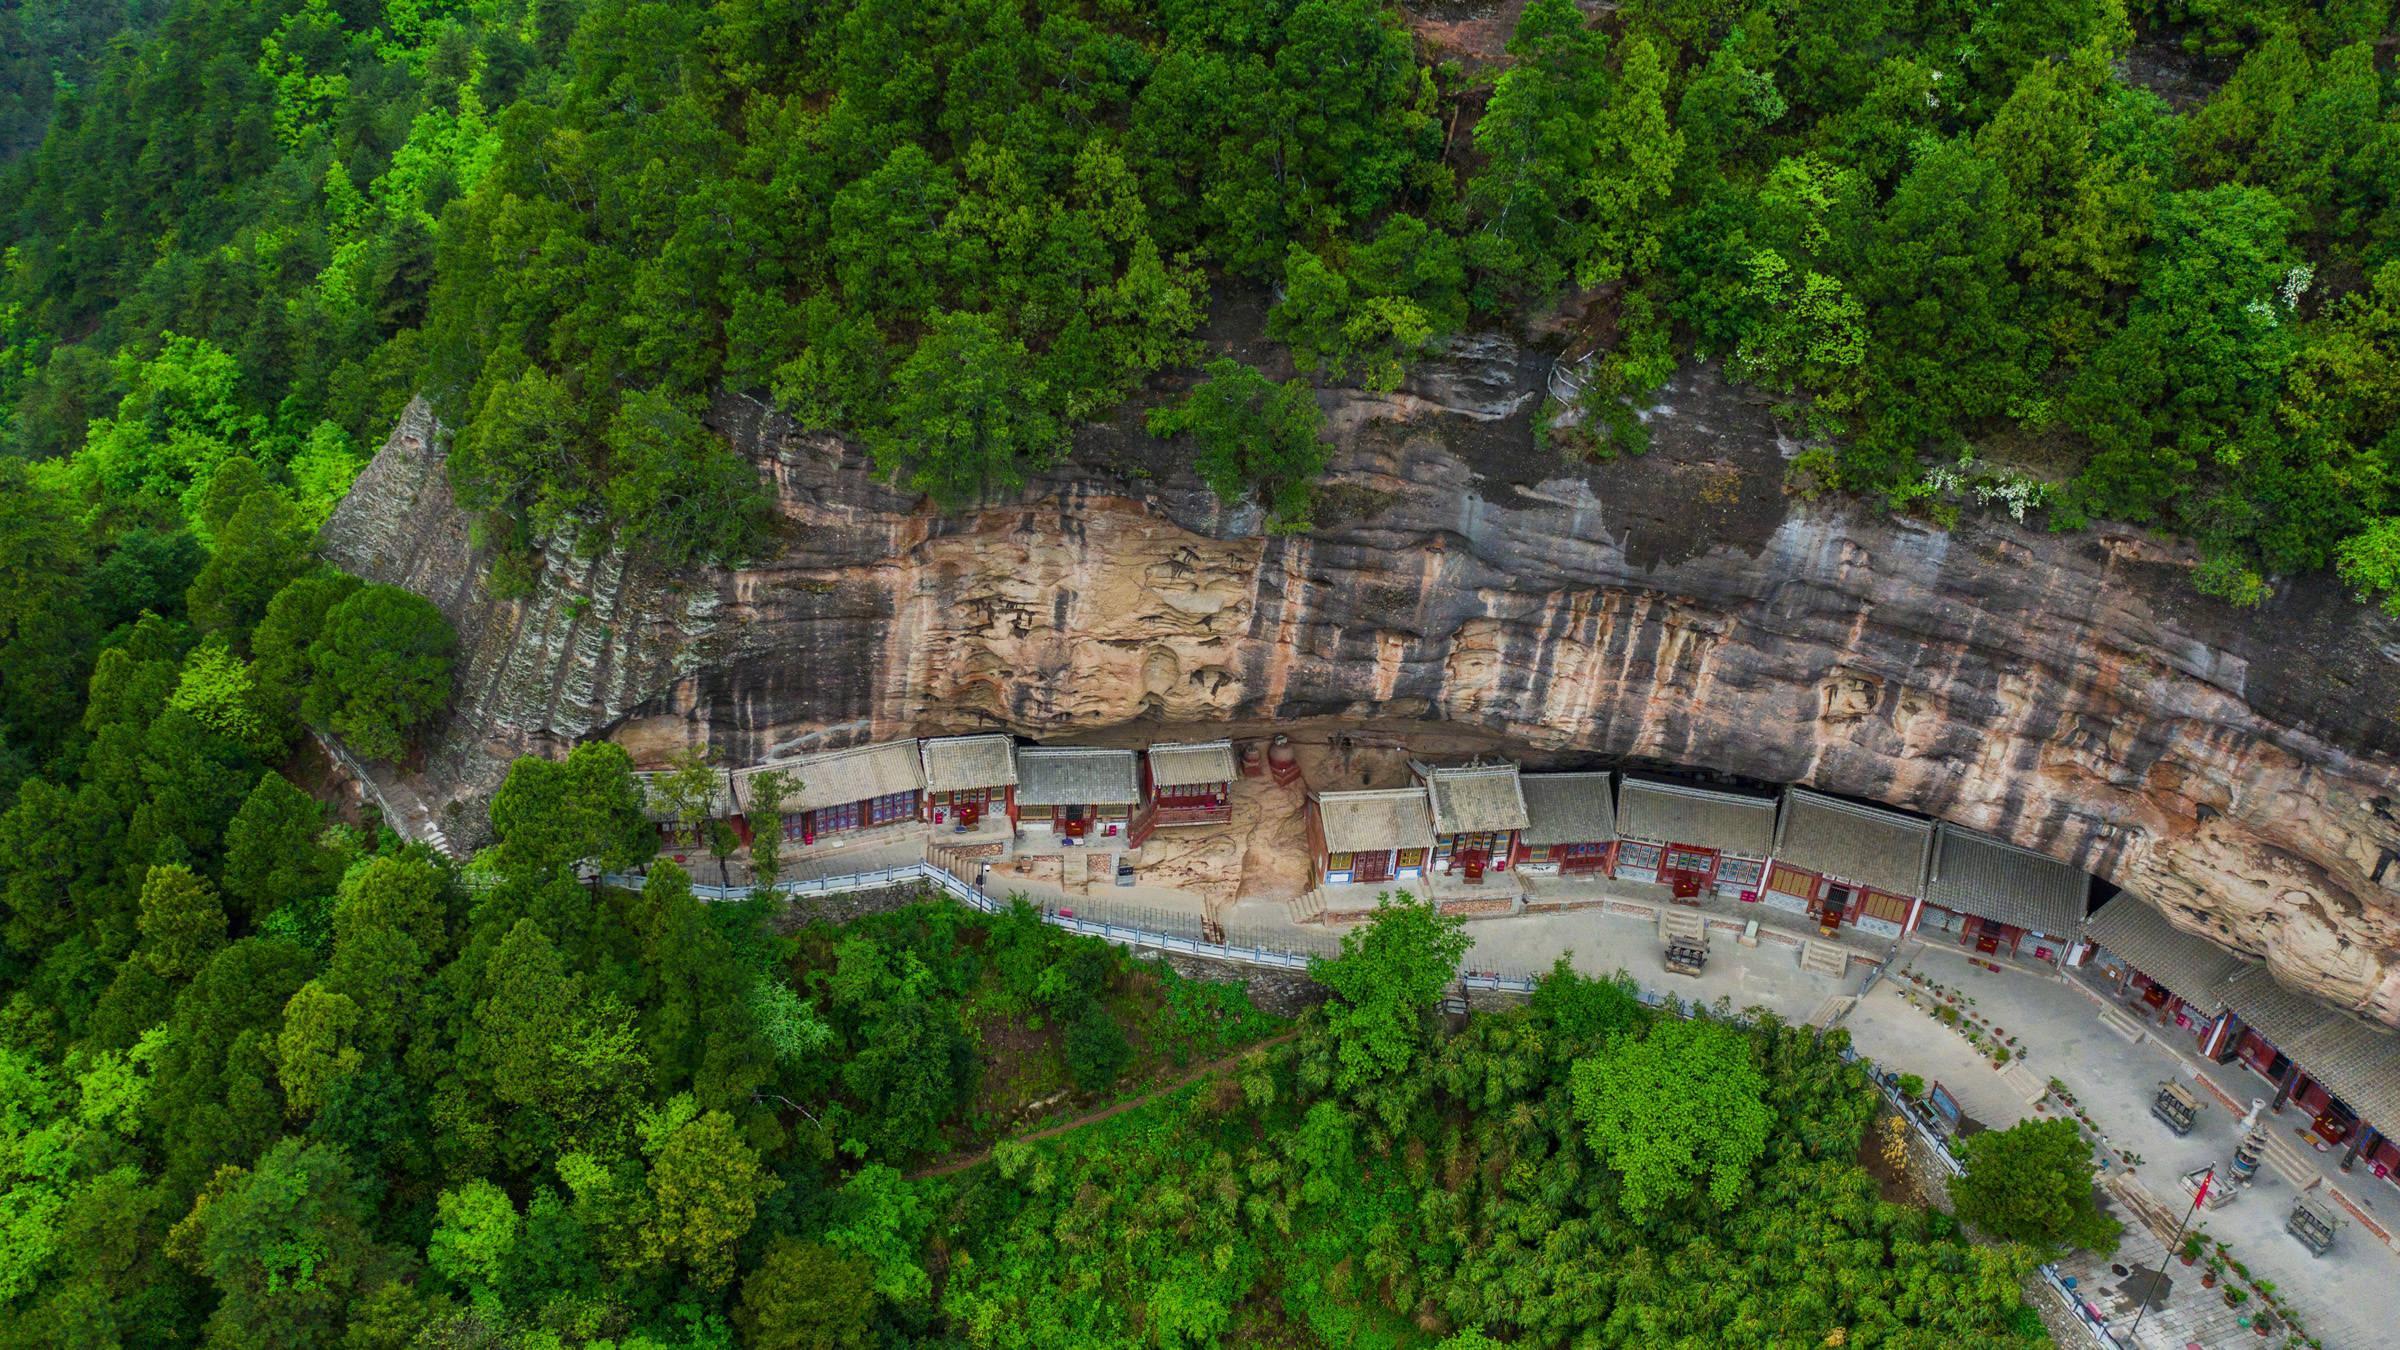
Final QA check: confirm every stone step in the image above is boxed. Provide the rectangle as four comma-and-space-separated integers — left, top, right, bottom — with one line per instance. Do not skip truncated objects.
2000, 1062, 2048, 1105
1289, 888, 1326, 923
1805, 994, 1853, 1030
2258, 1128, 2319, 1191
2096, 1003, 2150, 1045
1658, 907, 1709, 944
1800, 939, 1851, 979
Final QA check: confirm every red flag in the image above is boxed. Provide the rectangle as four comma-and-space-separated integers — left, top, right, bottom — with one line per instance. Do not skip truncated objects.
2192, 1168, 2213, 1208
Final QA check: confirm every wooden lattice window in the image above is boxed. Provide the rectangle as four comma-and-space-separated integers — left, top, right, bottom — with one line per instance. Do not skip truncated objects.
1861, 890, 1912, 924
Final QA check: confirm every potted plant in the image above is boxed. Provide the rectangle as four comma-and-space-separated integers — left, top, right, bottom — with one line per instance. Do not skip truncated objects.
2180, 1235, 2203, 1267
2252, 1309, 2275, 1337
2225, 1287, 2249, 1310
2202, 1259, 2220, 1289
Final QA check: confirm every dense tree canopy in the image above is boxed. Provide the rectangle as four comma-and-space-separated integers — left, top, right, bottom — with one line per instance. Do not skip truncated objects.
1569, 1013, 1773, 1218
6, 0, 2394, 610
302, 583, 456, 761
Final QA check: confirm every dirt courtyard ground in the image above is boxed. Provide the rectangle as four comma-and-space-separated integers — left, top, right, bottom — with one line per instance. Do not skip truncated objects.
984, 734, 1431, 918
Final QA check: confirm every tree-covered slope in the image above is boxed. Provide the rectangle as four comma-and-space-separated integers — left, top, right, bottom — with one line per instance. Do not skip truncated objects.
2, 0, 2397, 604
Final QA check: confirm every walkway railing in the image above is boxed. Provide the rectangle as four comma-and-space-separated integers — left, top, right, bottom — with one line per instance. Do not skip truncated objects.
604, 862, 1331, 972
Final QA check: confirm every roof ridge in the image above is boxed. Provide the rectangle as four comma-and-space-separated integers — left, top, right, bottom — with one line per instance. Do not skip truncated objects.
1625, 777, 1772, 803
1931, 821, 2055, 875
1788, 786, 1923, 822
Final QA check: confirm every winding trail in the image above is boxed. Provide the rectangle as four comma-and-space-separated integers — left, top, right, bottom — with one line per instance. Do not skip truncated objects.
909, 1030, 1300, 1180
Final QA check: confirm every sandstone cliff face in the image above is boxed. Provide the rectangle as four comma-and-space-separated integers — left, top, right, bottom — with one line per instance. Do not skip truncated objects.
322, 339, 2400, 1025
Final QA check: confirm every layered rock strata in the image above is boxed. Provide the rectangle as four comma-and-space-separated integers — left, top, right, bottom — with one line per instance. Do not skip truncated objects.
322, 344, 2400, 1024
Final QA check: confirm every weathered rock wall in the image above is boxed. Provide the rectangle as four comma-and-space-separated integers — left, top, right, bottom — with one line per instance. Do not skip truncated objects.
322, 344, 2400, 1025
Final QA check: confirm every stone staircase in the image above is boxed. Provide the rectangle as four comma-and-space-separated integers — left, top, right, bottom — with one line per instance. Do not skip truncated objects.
1800, 938, 1851, 979
1289, 888, 1328, 923
2000, 1062, 2048, 1105
1658, 907, 1709, 945
1805, 993, 1854, 1030
2257, 1128, 2319, 1190
2096, 1002, 2151, 1045
315, 729, 462, 859
926, 843, 983, 884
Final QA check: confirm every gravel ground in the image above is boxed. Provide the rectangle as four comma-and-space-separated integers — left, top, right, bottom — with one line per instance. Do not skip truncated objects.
770, 883, 934, 931
1157, 951, 1328, 1018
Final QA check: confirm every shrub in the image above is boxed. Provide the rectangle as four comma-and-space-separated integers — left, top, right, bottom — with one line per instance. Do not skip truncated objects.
1065, 1010, 1132, 1093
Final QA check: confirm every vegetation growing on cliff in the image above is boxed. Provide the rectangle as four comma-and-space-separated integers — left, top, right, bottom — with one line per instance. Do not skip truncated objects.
3, 0, 2398, 606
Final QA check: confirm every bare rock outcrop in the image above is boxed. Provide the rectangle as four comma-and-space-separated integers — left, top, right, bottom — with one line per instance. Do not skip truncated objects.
322, 340, 2400, 1025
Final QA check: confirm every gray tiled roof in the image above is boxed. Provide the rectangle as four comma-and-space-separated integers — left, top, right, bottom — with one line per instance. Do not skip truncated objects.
1314, 788, 1437, 855
2081, 895, 2243, 1003
742, 740, 926, 815
2285, 1014, 2400, 1128
1015, 747, 1141, 806
2214, 964, 2339, 1053
1773, 789, 1932, 896
1147, 740, 1238, 788
1921, 824, 2090, 935
1418, 762, 1530, 834
1519, 773, 1617, 846
1616, 778, 1778, 856
920, 735, 1018, 793
2207, 963, 2400, 1124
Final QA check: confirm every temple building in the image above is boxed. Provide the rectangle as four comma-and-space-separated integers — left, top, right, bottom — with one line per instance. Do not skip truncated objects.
1415, 761, 1530, 881
1915, 823, 2090, 964
1306, 786, 1435, 887
1014, 746, 1142, 845
1512, 772, 1617, 876
1135, 740, 1238, 841
919, 734, 1019, 835
2079, 894, 2246, 1055
2210, 964, 2400, 1161
1613, 777, 1778, 899
2080, 894, 2400, 1190
1763, 788, 1933, 937
755, 739, 927, 849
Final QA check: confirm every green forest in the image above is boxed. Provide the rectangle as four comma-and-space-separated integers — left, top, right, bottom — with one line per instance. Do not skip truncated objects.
1, 0, 2397, 598
0, 0, 2372, 1342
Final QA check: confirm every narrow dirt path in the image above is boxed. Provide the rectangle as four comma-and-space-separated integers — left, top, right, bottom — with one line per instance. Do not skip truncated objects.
908, 1030, 1301, 1181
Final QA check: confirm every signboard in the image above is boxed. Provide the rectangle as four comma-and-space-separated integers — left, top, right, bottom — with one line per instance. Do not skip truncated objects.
1927, 1081, 1963, 1131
